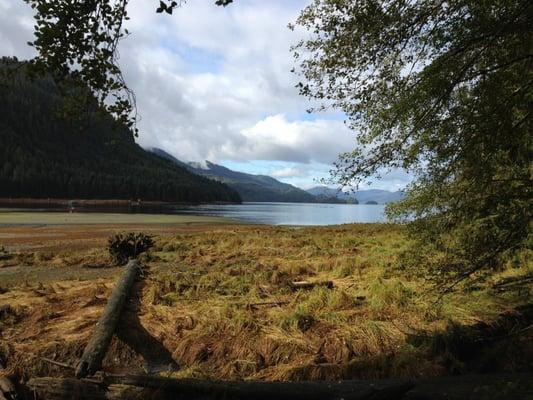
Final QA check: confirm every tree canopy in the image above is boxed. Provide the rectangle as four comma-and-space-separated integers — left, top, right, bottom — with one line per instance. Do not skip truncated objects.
24, 0, 233, 134
292, 0, 532, 281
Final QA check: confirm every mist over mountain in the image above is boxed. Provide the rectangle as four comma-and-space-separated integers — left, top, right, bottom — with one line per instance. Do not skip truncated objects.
149, 148, 346, 204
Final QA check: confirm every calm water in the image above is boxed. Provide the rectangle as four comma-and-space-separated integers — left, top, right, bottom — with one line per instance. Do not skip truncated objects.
173, 202, 386, 225
1, 202, 387, 225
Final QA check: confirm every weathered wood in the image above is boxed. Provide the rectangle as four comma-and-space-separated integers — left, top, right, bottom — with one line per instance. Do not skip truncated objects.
290, 280, 334, 290
403, 373, 533, 400
25, 377, 104, 400
75, 260, 140, 378
0, 377, 17, 400
247, 300, 289, 308
25, 373, 533, 400
26, 375, 414, 400
40, 357, 75, 370
492, 273, 533, 291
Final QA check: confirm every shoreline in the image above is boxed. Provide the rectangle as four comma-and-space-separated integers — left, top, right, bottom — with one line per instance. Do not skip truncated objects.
0, 198, 241, 208
0, 211, 241, 226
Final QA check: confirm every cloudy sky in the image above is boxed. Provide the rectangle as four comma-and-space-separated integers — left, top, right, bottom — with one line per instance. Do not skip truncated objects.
0, 0, 410, 191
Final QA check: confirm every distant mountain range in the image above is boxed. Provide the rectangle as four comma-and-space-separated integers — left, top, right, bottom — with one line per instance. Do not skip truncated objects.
149, 148, 325, 203
306, 186, 404, 204
149, 148, 403, 204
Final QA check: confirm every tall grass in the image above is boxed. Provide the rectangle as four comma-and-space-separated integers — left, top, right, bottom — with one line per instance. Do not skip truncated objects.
1, 223, 531, 380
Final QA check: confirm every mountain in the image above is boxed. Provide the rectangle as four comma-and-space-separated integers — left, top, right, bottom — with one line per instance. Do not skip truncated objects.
351, 189, 404, 204
149, 148, 341, 203
307, 186, 404, 204
0, 58, 241, 203
149, 148, 191, 169
307, 186, 352, 201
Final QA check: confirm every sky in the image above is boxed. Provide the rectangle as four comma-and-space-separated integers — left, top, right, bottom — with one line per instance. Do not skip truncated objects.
0, 0, 411, 191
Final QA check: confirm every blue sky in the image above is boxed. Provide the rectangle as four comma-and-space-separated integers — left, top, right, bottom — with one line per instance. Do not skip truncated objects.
0, 0, 411, 191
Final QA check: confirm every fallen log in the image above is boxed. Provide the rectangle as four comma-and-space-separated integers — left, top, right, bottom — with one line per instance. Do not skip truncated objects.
246, 300, 289, 308
403, 373, 533, 400
492, 273, 533, 291
0, 376, 17, 400
26, 377, 104, 400
26, 375, 414, 400
75, 259, 140, 379
40, 357, 75, 370
290, 280, 334, 290
25, 373, 533, 400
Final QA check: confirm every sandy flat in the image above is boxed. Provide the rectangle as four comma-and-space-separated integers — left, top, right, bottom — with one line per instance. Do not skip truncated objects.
0, 211, 237, 225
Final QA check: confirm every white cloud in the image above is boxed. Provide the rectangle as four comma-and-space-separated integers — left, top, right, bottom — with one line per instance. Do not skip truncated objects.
0, 1, 36, 60
271, 167, 304, 178
114, 0, 344, 164
218, 114, 355, 164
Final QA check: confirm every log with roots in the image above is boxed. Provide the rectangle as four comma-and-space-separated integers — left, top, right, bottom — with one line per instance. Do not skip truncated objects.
75, 259, 140, 378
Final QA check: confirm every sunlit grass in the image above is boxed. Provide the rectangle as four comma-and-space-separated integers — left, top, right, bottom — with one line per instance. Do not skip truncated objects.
1, 223, 531, 381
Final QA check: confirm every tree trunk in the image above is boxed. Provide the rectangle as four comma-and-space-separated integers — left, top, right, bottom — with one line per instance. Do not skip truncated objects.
75, 260, 140, 378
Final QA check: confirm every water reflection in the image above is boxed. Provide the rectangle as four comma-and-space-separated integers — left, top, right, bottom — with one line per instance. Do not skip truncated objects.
1, 202, 387, 226
174, 202, 386, 225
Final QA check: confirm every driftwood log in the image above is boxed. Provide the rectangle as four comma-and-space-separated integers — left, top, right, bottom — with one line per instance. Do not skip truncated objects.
492, 273, 533, 291
0, 376, 17, 400
75, 260, 140, 378
290, 280, 334, 290
26, 375, 414, 400
247, 300, 289, 309
24, 373, 533, 400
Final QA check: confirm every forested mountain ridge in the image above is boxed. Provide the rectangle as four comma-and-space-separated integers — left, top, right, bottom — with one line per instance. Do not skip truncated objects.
0, 58, 241, 203
188, 162, 317, 203
149, 148, 343, 203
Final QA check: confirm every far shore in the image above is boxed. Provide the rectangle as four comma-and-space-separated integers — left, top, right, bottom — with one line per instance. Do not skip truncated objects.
0, 198, 241, 208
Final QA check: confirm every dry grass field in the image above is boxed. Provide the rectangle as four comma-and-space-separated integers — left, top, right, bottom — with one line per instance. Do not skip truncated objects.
0, 217, 532, 383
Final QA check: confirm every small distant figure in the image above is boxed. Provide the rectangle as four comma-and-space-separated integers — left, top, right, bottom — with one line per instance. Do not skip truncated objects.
68, 200, 75, 213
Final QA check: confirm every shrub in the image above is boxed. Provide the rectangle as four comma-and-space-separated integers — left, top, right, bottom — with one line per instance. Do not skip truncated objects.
107, 232, 154, 265
0, 245, 8, 261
